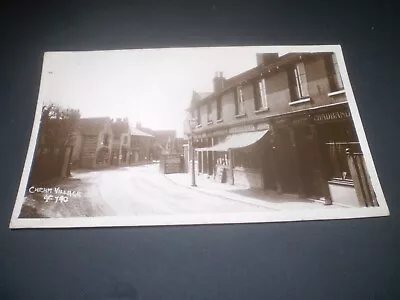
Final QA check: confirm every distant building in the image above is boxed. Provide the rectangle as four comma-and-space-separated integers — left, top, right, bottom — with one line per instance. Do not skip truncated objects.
130, 126, 155, 163
71, 117, 114, 169
135, 123, 177, 160
110, 118, 131, 166
185, 52, 377, 208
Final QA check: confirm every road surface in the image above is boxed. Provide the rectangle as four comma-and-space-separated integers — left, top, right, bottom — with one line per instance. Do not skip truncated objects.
20, 164, 274, 218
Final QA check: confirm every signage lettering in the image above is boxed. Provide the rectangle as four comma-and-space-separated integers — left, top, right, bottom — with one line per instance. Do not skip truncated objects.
314, 110, 351, 122
256, 123, 270, 130
229, 125, 256, 134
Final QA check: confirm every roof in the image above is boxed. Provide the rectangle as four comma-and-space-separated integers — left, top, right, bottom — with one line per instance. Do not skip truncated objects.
189, 52, 325, 109
130, 127, 154, 137
196, 130, 269, 151
78, 117, 110, 135
111, 120, 130, 138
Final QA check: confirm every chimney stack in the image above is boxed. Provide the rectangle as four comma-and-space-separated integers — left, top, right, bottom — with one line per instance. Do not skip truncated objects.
256, 53, 280, 66
213, 71, 226, 92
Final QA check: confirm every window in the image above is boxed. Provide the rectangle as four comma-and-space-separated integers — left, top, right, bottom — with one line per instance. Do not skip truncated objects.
196, 107, 201, 125
216, 96, 222, 120
207, 102, 212, 123
324, 53, 344, 92
255, 78, 268, 110
287, 62, 309, 101
233, 149, 259, 169
103, 134, 109, 146
235, 86, 245, 115
325, 142, 362, 181
123, 136, 128, 144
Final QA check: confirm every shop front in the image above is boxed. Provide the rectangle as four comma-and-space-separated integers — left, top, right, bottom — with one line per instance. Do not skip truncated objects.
268, 102, 377, 207
311, 103, 377, 207
195, 123, 270, 189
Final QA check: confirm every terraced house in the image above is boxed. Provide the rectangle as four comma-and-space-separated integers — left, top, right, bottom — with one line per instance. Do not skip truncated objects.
186, 52, 377, 208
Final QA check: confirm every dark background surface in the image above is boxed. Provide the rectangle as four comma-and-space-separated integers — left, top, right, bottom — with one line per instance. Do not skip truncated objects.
0, 1, 397, 299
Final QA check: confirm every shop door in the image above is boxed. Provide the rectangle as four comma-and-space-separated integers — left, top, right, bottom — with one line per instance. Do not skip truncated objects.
294, 126, 323, 198
275, 129, 298, 194
262, 141, 278, 191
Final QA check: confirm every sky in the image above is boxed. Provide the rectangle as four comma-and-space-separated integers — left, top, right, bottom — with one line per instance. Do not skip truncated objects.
39, 46, 290, 137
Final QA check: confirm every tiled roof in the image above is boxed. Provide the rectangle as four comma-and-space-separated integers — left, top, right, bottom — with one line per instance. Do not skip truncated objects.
130, 127, 154, 137
78, 117, 110, 135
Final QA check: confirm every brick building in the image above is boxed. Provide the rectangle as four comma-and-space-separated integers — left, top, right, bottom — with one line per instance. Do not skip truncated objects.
185, 52, 377, 208
71, 117, 114, 169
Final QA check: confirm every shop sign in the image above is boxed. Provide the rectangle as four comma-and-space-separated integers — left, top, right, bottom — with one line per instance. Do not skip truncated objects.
229, 124, 256, 134
213, 129, 229, 137
256, 122, 271, 131
313, 109, 351, 123
162, 154, 182, 174
292, 116, 309, 126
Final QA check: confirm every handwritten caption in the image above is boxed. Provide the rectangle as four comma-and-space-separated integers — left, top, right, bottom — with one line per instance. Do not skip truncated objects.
28, 186, 82, 203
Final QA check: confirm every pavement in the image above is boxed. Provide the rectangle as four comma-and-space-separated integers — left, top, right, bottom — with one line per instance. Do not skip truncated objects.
164, 170, 339, 211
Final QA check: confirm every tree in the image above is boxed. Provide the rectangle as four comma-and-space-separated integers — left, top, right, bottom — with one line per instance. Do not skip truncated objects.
29, 103, 80, 184
39, 103, 81, 149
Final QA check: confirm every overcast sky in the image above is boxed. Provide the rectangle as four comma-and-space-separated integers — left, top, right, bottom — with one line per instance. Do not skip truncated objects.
39, 46, 289, 137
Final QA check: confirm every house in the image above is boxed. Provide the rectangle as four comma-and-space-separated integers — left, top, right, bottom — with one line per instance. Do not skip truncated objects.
71, 117, 114, 169
135, 123, 177, 160
130, 126, 155, 163
110, 118, 131, 166
185, 52, 377, 208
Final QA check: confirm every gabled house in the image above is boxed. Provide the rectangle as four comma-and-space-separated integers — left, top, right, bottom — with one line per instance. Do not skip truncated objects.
135, 123, 177, 161
71, 117, 114, 169
130, 126, 155, 163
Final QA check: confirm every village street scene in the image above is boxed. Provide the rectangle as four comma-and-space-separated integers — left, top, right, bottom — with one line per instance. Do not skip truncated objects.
18, 48, 379, 219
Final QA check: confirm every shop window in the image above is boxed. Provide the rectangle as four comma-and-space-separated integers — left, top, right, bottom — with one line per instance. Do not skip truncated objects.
234, 149, 258, 169
325, 141, 361, 182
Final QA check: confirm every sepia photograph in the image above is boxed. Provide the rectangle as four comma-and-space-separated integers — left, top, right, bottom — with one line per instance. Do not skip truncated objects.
9, 45, 389, 229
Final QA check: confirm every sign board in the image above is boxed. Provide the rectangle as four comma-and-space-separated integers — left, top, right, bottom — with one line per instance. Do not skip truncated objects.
215, 166, 227, 183
313, 108, 351, 123
162, 154, 182, 174
229, 124, 256, 134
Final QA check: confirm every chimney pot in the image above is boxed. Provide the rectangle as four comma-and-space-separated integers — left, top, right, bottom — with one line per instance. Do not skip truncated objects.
256, 53, 280, 66
213, 71, 225, 92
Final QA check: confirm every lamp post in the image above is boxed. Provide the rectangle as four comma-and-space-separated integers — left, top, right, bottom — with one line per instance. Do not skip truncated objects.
188, 118, 197, 187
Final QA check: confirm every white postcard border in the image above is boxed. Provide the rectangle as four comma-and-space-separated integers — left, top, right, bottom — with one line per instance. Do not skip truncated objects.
9, 44, 390, 229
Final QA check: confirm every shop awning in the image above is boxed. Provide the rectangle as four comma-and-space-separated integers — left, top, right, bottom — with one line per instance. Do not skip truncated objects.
196, 130, 268, 152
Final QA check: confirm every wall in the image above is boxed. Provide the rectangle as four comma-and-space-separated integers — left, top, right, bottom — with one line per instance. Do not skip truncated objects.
233, 168, 264, 189
71, 132, 83, 165
80, 135, 98, 168
328, 182, 360, 207
192, 54, 348, 137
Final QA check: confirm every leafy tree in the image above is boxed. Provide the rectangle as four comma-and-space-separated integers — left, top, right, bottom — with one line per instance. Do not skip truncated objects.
38, 103, 80, 149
